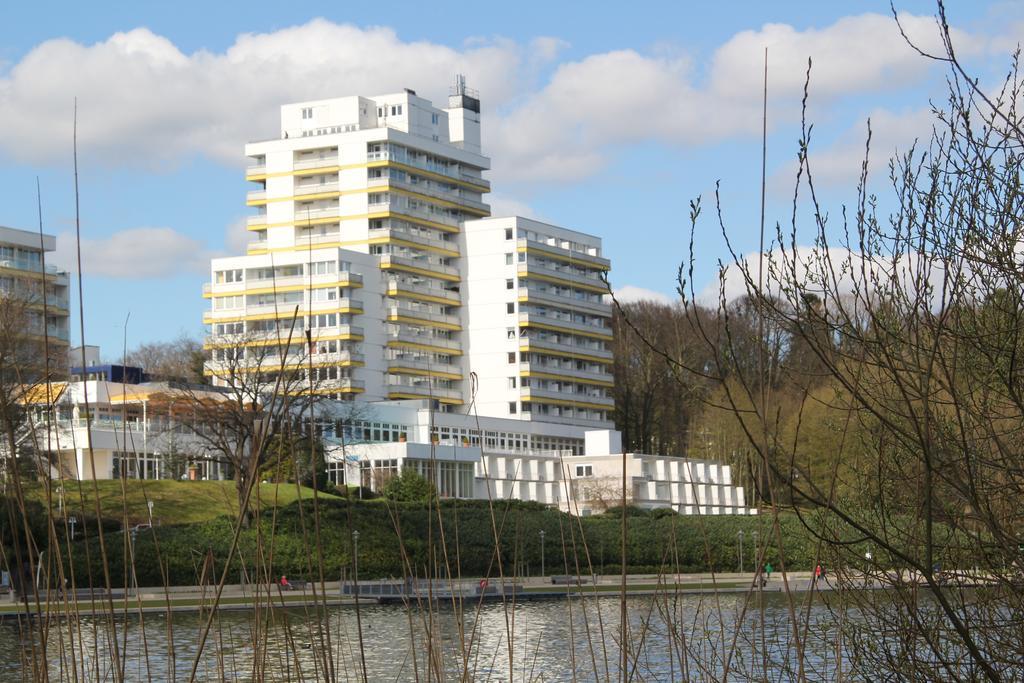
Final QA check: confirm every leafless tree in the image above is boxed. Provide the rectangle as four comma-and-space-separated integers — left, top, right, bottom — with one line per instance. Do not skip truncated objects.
655, 5, 1024, 679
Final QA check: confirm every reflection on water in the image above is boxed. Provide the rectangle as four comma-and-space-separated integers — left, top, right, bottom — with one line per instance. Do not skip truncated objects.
0, 593, 844, 681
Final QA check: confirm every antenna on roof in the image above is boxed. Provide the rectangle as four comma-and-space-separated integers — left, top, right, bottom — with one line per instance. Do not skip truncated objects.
449, 74, 480, 112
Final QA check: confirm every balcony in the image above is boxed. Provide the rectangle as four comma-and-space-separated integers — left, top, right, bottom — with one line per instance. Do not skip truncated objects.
247, 214, 268, 227
518, 335, 612, 362
246, 162, 266, 176
387, 304, 461, 329
310, 350, 365, 365
369, 226, 459, 255
386, 382, 463, 403
369, 199, 461, 229
294, 181, 340, 197
293, 155, 339, 171
292, 206, 340, 222
518, 312, 612, 340
517, 263, 607, 293
369, 176, 489, 213
387, 278, 461, 304
517, 286, 610, 316
517, 238, 610, 270
387, 331, 462, 353
246, 189, 267, 204
519, 361, 612, 385
387, 357, 463, 378
309, 297, 363, 313
520, 387, 614, 408
378, 254, 459, 279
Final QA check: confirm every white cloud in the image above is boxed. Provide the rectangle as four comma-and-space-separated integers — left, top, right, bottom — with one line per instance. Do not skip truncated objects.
708, 13, 982, 102
53, 227, 214, 278
0, 13, 998, 184
613, 284, 674, 305
486, 193, 544, 220
697, 245, 956, 310
224, 217, 251, 254
771, 106, 936, 190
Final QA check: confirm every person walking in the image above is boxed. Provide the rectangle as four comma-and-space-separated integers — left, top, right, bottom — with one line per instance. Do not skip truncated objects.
813, 564, 822, 586
764, 562, 773, 587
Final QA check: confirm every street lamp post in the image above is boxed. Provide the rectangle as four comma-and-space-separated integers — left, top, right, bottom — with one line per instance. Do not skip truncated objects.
147, 500, 154, 525
352, 530, 360, 588
738, 530, 744, 573
539, 530, 546, 579
69, 516, 77, 541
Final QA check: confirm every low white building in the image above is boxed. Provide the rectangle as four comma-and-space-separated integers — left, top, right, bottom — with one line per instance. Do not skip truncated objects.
326, 402, 755, 516
26, 380, 229, 481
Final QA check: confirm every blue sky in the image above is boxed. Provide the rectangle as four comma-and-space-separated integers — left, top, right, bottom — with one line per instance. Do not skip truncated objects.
1, 1, 1020, 355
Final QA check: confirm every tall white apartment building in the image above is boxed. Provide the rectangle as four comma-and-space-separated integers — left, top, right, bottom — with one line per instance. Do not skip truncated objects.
463, 217, 613, 427
204, 82, 613, 426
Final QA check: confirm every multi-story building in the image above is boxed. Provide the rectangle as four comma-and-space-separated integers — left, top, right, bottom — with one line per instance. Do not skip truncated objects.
0, 225, 71, 380
323, 405, 753, 516
462, 216, 613, 427
206, 81, 490, 406
204, 83, 614, 426
26, 378, 229, 481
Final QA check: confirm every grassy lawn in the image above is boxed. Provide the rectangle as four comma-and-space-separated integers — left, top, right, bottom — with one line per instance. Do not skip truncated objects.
22, 480, 341, 525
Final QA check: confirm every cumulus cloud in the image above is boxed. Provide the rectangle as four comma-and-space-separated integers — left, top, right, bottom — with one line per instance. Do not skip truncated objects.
223, 217, 251, 254
53, 227, 214, 278
0, 13, 998, 184
708, 13, 982, 102
696, 245, 956, 310
613, 285, 674, 305
486, 193, 544, 220
770, 106, 936, 191
0, 23, 533, 168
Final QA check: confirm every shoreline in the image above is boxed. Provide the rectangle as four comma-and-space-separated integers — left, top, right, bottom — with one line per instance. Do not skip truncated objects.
0, 571, 865, 619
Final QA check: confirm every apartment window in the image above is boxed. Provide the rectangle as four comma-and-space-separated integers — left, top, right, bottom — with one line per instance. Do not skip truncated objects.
215, 269, 243, 284
518, 252, 527, 263
507, 327, 515, 339
310, 313, 338, 328
431, 113, 439, 125
575, 465, 593, 478
508, 402, 517, 415
505, 228, 514, 240
506, 302, 515, 314
391, 104, 403, 116
311, 287, 338, 302
507, 352, 516, 364
505, 253, 513, 265
508, 377, 517, 389
505, 279, 515, 290
309, 261, 337, 275
377, 107, 384, 117
213, 295, 243, 310
301, 107, 313, 120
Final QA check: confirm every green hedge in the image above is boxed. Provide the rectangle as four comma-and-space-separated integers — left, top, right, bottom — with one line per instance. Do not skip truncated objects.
59, 500, 827, 587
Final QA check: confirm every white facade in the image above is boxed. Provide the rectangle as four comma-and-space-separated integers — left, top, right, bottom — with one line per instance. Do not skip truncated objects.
326, 403, 753, 516
29, 381, 228, 481
462, 216, 613, 427
205, 84, 614, 424
0, 225, 71, 375
206, 84, 490, 405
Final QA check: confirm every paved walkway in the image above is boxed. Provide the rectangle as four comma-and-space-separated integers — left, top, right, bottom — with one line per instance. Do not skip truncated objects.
2, 571, 855, 618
